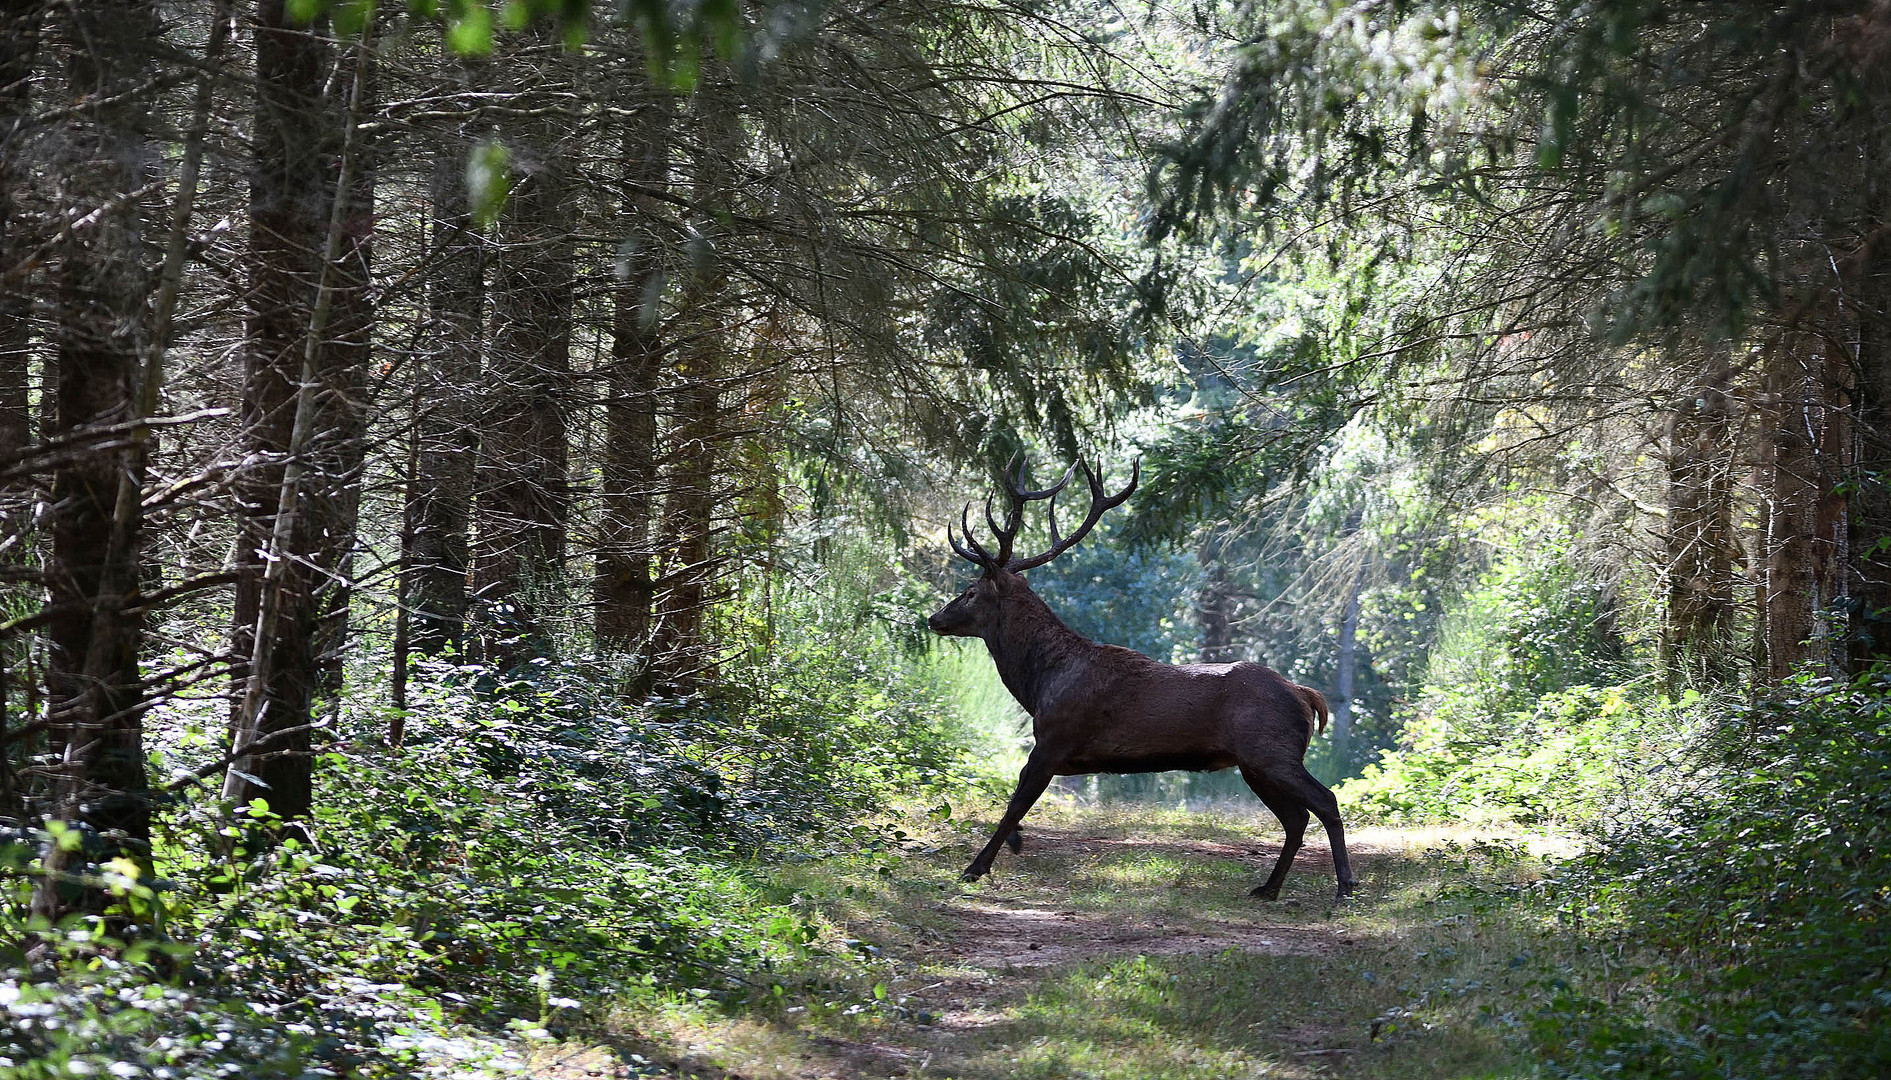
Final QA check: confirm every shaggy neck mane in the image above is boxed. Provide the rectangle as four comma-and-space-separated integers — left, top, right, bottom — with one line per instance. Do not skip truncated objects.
983, 582, 1099, 716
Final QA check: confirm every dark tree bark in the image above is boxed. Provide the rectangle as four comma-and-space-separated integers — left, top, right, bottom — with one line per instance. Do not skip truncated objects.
1660, 359, 1739, 687
1762, 333, 1846, 682
226, 3, 373, 826
32, 0, 158, 921
651, 365, 721, 680
227, 0, 326, 823
0, 0, 41, 465
650, 79, 739, 683
1847, 233, 1891, 668
1816, 340, 1853, 672
308, 31, 376, 717
595, 82, 673, 657
0, 0, 46, 816
471, 74, 575, 669
404, 93, 483, 658
1195, 537, 1235, 663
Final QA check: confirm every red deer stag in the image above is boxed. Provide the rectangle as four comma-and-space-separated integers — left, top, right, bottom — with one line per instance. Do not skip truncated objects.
929, 457, 1356, 901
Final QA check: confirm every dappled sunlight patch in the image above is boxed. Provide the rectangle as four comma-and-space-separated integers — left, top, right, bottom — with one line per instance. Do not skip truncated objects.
597, 996, 844, 1080
926, 896, 1339, 971
1017, 798, 1290, 849
932, 1003, 1010, 1030
1075, 852, 1239, 890
1344, 824, 1579, 862
997, 1025, 1301, 1080
563, 808, 1569, 1080
998, 952, 1354, 1080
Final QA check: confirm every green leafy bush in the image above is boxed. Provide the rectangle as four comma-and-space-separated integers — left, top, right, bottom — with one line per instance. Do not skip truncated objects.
1336, 525, 1666, 826
1339, 683, 1702, 826
1533, 670, 1891, 1077
2, 611, 981, 1078
1420, 528, 1633, 720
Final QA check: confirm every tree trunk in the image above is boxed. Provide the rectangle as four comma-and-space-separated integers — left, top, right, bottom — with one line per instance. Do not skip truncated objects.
1847, 231, 1891, 669
652, 356, 721, 681
0, 0, 46, 819
32, 0, 158, 922
1661, 357, 1739, 687
226, 4, 372, 826
471, 77, 574, 670
0, 0, 40, 464
595, 83, 672, 658
650, 77, 739, 684
1195, 536, 1235, 663
1332, 559, 1366, 762
404, 96, 483, 658
1762, 332, 1845, 681
1814, 335, 1852, 671
309, 27, 376, 717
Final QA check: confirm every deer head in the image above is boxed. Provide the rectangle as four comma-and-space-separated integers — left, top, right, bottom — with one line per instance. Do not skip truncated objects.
927, 455, 1139, 638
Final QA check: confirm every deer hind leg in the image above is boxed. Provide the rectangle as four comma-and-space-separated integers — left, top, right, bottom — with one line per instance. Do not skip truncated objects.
1280, 764, 1356, 901
963, 752, 1052, 882
1242, 767, 1306, 900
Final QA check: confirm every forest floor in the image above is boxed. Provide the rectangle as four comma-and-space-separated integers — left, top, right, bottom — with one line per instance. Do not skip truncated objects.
532, 804, 1574, 1080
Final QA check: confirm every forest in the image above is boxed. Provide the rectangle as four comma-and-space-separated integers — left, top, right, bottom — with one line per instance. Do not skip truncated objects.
1, 0, 1887, 1076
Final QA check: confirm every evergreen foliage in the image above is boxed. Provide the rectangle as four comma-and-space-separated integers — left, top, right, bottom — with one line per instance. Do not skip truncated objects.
2, 0, 1889, 1074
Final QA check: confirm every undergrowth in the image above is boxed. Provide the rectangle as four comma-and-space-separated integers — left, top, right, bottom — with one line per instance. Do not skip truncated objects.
1336, 532, 1702, 831
1338, 664, 1891, 1077
1, 622, 990, 1079
1339, 683, 1711, 828
1531, 670, 1891, 1077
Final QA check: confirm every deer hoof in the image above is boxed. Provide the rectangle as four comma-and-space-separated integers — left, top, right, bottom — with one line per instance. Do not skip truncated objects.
961, 865, 988, 883
1005, 829, 1023, 854
1249, 884, 1280, 901
1334, 882, 1357, 902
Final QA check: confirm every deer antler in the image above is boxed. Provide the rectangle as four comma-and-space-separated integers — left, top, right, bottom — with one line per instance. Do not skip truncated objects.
945, 455, 1135, 574
985, 455, 1072, 566
948, 503, 996, 571
1006, 457, 1138, 573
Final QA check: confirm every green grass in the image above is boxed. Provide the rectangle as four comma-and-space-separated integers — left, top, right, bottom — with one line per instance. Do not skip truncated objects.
571, 801, 1591, 1080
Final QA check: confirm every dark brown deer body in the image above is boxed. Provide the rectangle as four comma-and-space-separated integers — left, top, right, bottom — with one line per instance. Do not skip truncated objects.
931, 460, 1356, 901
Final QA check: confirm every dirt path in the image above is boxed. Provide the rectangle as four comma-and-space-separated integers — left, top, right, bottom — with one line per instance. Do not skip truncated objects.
537, 814, 1537, 1080
830, 825, 1365, 1078
913, 831, 1344, 971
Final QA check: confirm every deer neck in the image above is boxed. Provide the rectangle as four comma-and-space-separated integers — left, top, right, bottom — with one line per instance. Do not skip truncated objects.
982, 587, 1095, 717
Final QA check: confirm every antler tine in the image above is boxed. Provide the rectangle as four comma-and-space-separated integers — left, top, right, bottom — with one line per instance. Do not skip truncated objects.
1006, 456, 1140, 574
981, 495, 1017, 568
1006, 454, 1075, 503
991, 454, 1073, 567
946, 521, 983, 568
951, 502, 996, 570
975, 454, 1044, 568
947, 456, 1124, 575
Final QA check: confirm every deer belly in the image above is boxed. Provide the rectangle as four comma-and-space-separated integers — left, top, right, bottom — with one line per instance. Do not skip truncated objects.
1060, 752, 1239, 776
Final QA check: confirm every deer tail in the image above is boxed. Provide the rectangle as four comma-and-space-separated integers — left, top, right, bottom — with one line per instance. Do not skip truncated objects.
1297, 686, 1330, 737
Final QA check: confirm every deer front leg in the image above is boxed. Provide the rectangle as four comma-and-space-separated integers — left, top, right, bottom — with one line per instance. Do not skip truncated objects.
962, 752, 1053, 882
